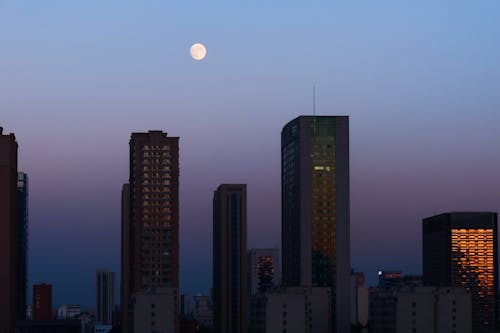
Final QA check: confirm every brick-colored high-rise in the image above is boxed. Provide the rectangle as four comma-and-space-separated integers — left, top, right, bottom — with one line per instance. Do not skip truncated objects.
0, 127, 18, 333
121, 131, 179, 333
33, 283, 52, 321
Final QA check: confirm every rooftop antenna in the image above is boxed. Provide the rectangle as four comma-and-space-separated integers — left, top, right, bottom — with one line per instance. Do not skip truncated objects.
313, 82, 316, 116
313, 83, 317, 135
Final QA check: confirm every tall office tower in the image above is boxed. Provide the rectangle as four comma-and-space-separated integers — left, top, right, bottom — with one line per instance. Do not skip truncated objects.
33, 283, 52, 321
281, 116, 350, 333
247, 248, 280, 296
213, 184, 248, 333
121, 183, 130, 333
0, 127, 18, 332
17, 172, 28, 321
96, 270, 116, 325
423, 212, 498, 333
122, 131, 179, 333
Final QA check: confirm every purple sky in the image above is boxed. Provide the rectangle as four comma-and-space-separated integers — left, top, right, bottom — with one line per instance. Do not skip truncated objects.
1, 1, 500, 308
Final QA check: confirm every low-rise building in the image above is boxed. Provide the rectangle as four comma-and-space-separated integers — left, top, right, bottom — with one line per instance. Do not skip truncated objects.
249, 287, 331, 333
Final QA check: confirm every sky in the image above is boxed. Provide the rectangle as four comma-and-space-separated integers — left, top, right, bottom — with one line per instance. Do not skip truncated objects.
1, 0, 500, 309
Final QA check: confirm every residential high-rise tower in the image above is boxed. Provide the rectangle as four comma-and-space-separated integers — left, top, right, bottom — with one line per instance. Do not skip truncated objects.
121, 131, 179, 333
281, 116, 350, 333
0, 127, 18, 332
423, 212, 498, 333
213, 184, 248, 333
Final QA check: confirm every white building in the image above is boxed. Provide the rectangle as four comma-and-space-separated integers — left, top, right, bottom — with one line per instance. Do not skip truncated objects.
132, 287, 178, 333
193, 294, 213, 328
94, 324, 112, 333
249, 287, 331, 333
350, 272, 369, 331
56, 304, 81, 319
396, 287, 472, 333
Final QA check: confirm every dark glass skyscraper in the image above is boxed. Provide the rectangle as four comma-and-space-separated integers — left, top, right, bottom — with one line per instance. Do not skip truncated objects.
281, 116, 350, 333
121, 131, 179, 333
423, 212, 498, 333
96, 270, 116, 325
213, 184, 248, 333
17, 172, 28, 321
0, 127, 18, 332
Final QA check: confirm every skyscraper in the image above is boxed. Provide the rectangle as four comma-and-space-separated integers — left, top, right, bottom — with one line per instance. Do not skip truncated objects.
213, 184, 248, 333
281, 116, 350, 333
247, 248, 280, 296
17, 172, 28, 321
96, 270, 116, 325
121, 183, 130, 333
121, 131, 179, 333
0, 127, 18, 332
423, 212, 498, 333
33, 283, 52, 321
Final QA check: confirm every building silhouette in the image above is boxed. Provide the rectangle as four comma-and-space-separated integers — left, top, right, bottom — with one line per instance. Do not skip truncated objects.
33, 284, 52, 321
17, 172, 28, 321
281, 116, 350, 333
121, 131, 180, 333
96, 270, 116, 325
423, 212, 498, 333
0, 127, 18, 332
213, 184, 248, 333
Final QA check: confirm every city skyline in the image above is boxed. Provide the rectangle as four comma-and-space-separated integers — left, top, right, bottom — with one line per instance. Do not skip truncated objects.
2, 1, 500, 309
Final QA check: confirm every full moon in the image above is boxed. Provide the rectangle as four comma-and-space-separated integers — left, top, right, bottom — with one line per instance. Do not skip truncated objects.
190, 43, 207, 61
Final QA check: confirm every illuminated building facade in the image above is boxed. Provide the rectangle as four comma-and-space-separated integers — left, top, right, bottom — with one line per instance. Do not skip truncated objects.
248, 248, 280, 296
281, 116, 350, 333
213, 184, 248, 333
423, 212, 498, 333
122, 131, 179, 333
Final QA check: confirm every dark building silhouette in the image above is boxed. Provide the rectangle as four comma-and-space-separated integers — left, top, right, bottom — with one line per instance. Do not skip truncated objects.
281, 116, 350, 333
17, 320, 81, 333
121, 131, 179, 333
121, 183, 130, 333
17, 172, 28, 321
33, 284, 52, 321
0, 127, 18, 332
423, 212, 498, 333
96, 270, 116, 325
213, 184, 248, 333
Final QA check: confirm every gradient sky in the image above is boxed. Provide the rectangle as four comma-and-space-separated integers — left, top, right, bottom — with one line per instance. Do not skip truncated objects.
2, 1, 500, 309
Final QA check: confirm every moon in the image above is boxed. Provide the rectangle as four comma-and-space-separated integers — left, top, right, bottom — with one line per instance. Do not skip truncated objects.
190, 43, 207, 61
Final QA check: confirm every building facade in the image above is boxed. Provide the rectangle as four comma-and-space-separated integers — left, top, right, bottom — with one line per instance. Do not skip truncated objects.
56, 305, 81, 320
248, 248, 280, 296
396, 287, 472, 333
132, 288, 178, 333
17, 172, 28, 321
121, 131, 179, 333
96, 270, 116, 325
213, 184, 248, 333
249, 287, 332, 333
193, 295, 213, 328
0, 127, 18, 332
33, 284, 52, 321
423, 212, 498, 333
281, 116, 350, 333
